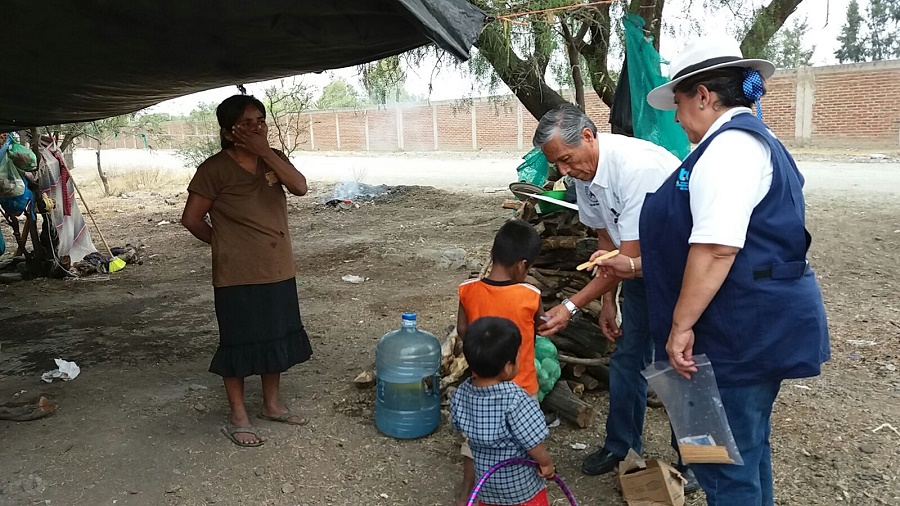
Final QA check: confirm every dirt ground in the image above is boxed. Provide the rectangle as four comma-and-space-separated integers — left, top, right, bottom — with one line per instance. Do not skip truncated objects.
1, 173, 899, 505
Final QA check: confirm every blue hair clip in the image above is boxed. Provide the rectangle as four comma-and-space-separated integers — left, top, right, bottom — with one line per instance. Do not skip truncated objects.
742, 69, 764, 120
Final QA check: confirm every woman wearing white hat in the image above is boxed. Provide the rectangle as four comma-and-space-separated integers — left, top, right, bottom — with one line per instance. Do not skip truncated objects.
592, 36, 830, 504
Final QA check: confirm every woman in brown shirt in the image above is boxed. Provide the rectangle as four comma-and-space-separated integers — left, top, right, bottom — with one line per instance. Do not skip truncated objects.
182, 95, 312, 447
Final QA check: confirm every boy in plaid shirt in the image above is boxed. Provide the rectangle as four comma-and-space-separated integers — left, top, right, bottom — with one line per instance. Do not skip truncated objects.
451, 317, 555, 506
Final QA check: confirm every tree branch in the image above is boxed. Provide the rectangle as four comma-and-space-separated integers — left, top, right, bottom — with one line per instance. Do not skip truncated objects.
740, 0, 804, 58
578, 5, 616, 107
474, 21, 568, 120
559, 18, 586, 111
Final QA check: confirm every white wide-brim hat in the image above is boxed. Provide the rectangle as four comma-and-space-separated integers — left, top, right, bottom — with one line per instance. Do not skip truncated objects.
647, 35, 775, 111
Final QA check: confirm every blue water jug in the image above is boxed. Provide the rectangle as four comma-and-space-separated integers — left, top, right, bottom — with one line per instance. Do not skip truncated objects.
375, 312, 441, 439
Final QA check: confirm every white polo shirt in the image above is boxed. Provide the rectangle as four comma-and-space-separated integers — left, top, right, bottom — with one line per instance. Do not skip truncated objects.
574, 134, 681, 247
688, 108, 774, 248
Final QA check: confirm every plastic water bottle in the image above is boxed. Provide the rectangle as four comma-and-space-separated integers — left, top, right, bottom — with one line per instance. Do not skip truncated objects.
375, 312, 441, 439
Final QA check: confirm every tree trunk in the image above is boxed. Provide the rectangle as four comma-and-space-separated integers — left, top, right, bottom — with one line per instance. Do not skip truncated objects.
95, 149, 110, 196
740, 0, 805, 58
559, 20, 588, 112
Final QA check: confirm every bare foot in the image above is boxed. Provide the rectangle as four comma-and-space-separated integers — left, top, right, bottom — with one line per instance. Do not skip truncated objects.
259, 403, 308, 425
227, 415, 266, 446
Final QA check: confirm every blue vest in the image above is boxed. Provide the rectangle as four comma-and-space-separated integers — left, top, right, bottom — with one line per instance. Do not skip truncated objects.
639, 113, 830, 387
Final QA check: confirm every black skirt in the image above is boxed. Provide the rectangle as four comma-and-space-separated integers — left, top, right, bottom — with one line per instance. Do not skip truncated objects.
209, 278, 313, 378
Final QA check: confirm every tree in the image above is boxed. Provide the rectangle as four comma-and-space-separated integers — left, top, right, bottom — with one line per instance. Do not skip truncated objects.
262, 78, 313, 157
45, 114, 162, 196
865, 0, 900, 61
835, 0, 866, 63
358, 55, 407, 106
765, 16, 814, 68
175, 102, 220, 169
316, 79, 363, 109
465, 0, 805, 121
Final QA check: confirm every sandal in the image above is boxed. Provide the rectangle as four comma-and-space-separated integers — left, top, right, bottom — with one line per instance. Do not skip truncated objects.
220, 423, 265, 447
256, 407, 309, 426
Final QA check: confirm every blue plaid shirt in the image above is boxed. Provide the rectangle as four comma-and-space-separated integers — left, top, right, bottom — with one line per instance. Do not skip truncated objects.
450, 379, 548, 505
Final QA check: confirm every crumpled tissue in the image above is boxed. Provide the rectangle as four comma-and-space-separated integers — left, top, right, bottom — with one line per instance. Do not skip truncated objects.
41, 358, 81, 383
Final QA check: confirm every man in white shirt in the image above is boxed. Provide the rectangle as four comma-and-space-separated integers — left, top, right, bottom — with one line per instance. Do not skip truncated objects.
533, 104, 696, 490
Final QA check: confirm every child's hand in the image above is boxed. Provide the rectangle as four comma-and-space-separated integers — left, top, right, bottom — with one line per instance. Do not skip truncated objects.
537, 462, 555, 479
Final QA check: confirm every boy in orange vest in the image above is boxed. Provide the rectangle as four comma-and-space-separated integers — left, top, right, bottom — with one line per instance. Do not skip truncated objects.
455, 219, 546, 505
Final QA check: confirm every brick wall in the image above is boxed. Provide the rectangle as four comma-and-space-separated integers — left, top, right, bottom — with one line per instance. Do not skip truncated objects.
119, 60, 900, 153
761, 73, 797, 140
810, 63, 900, 144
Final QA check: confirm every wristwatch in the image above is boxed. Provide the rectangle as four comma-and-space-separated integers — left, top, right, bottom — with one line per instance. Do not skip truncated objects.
561, 298, 579, 317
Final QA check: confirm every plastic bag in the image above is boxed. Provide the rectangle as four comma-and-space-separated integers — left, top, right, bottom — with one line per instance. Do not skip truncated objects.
8, 141, 37, 173
642, 354, 743, 465
534, 336, 561, 402
516, 147, 549, 187
0, 158, 26, 198
609, 59, 634, 136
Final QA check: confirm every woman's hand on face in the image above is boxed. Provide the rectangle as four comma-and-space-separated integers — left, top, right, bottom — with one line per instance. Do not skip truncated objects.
666, 326, 698, 379
231, 123, 271, 156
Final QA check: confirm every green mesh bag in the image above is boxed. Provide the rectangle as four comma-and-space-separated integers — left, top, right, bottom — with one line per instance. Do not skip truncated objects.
534, 336, 561, 402
623, 13, 691, 160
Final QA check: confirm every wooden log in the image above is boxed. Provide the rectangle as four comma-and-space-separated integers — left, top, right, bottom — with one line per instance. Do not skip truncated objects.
566, 381, 585, 397
562, 367, 598, 390
502, 199, 524, 210
558, 353, 607, 366
555, 319, 609, 356
353, 371, 375, 389
541, 380, 595, 428
585, 365, 611, 387
547, 335, 599, 358
542, 236, 579, 249
578, 373, 600, 391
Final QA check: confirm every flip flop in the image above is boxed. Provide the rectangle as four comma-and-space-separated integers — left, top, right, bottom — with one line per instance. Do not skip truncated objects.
220, 423, 265, 447
256, 407, 309, 426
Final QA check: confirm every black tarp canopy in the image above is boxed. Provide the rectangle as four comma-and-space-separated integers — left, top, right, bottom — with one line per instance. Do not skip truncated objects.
0, 0, 485, 132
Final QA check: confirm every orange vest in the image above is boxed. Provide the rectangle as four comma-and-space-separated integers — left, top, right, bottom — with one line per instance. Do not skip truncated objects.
458, 279, 541, 395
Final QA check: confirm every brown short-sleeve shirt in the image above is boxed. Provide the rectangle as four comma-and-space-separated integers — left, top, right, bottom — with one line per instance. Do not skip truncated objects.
187, 150, 296, 288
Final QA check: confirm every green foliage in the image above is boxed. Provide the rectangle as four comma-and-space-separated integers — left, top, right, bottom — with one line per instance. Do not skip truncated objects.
835, 0, 900, 63
835, 0, 866, 63
262, 78, 313, 157
316, 79, 363, 109
359, 56, 407, 105
865, 0, 900, 61
765, 16, 814, 68
175, 103, 219, 168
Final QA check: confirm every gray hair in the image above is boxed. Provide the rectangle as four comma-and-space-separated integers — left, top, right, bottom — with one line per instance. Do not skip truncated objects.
532, 103, 597, 148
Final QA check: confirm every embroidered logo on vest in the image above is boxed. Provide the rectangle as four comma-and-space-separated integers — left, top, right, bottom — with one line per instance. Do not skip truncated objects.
585, 185, 600, 206
675, 168, 690, 191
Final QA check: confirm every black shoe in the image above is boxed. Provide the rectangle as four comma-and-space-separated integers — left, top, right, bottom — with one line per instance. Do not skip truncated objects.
677, 465, 701, 495
581, 447, 624, 476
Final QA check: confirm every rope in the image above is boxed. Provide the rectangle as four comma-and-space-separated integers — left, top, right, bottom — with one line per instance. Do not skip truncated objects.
494, 1, 619, 26
466, 458, 578, 506
742, 69, 765, 120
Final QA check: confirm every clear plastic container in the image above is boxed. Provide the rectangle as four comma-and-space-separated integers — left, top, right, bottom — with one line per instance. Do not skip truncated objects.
642, 354, 743, 465
374, 312, 441, 439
